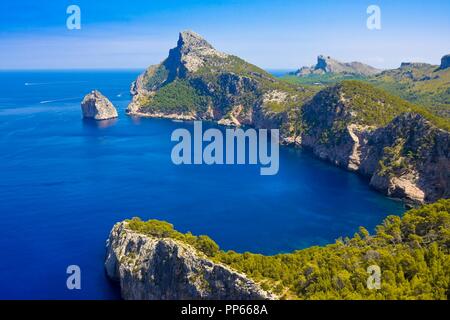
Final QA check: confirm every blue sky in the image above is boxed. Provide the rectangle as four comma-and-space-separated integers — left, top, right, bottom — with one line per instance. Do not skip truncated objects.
0, 0, 449, 70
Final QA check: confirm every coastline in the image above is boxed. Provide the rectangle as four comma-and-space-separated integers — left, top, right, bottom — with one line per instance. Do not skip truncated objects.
124, 110, 424, 207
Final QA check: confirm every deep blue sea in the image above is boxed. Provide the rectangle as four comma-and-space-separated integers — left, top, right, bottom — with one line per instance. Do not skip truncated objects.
0, 70, 405, 299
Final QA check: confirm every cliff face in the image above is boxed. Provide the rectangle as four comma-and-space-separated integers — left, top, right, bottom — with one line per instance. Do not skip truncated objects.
365, 113, 449, 203
300, 83, 450, 203
105, 222, 275, 300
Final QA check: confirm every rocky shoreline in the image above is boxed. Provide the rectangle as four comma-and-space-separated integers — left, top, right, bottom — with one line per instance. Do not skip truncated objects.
127, 106, 448, 205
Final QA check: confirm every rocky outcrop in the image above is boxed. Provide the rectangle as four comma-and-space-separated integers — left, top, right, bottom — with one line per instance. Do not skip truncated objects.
105, 222, 275, 300
399, 62, 433, 69
364, 113, 449, 203
440, 54, 450, 70
293, 55, 381, 76
81, 90, 118, 120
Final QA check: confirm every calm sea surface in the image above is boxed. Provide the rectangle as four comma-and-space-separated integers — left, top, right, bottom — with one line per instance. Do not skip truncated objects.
0, 71, 405, 299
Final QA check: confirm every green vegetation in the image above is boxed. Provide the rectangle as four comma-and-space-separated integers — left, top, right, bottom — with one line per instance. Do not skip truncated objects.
126, 218, 220, 257
141, 79, 209, 113
368, 65, 450, 118
330, 81, 449, 130
378, 138, 410, 177
142, 64, 170, 90
279, 65, 450, 119
281, 73, 366, 86
139, 48, 318, 118
126, 200, 450, 300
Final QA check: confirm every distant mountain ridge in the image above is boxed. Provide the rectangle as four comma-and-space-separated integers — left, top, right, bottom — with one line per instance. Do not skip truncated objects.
368, 55, 450, 117
291, 55, 382, 77
284, 53, 450, 118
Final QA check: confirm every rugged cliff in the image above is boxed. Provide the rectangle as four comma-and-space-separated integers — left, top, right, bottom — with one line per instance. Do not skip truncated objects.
300, 81, 449, 203
105, 221, 275, 300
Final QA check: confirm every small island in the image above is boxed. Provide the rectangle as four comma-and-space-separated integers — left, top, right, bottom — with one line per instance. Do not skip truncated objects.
81, 90, 118, 120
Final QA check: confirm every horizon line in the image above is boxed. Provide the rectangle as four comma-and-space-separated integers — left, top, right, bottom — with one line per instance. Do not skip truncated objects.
0, 67, 300, 72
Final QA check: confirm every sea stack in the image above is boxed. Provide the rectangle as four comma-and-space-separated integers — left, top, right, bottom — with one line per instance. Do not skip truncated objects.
81, 90, 118, 120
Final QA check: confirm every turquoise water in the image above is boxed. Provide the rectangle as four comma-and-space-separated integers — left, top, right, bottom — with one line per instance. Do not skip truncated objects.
0, 71, 405, 299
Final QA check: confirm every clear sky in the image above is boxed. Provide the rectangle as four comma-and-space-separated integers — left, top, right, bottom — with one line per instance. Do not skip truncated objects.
0, 0, 449, 70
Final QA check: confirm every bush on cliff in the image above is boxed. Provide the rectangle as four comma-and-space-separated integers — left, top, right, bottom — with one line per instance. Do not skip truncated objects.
126, 218, 220, 257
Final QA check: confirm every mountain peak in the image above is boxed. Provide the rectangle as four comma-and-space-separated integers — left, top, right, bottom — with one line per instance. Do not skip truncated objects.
177, 30, 214, 52
316, 55, 338, 72
166, 31, 227, 72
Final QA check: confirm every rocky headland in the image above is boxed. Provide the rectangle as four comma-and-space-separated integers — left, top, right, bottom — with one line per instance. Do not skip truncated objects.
105, 221, 275, 300
105, 200, 450, 300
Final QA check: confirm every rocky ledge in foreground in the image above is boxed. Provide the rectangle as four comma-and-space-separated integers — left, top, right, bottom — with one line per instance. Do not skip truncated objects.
105, 221, 275, 300
81, 90, 118, 120
105, 200, 450, 300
